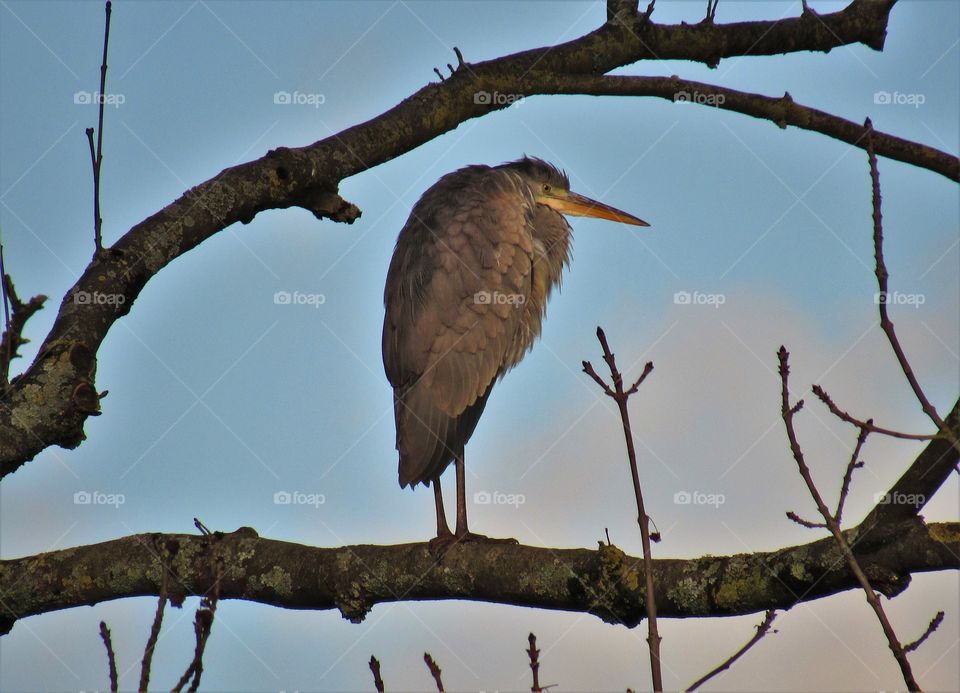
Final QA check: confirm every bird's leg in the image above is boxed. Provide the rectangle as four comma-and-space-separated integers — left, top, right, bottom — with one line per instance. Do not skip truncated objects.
432, 476, 453, 539
453, 448, 471, 537
453, 448, 517, 545
427, 476, 457, 556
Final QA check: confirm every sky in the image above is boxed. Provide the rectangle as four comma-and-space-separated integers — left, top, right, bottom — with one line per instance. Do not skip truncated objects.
0, 0, 958, 691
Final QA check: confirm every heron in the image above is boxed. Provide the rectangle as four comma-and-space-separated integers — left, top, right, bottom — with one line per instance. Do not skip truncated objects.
382, 156, 648, 551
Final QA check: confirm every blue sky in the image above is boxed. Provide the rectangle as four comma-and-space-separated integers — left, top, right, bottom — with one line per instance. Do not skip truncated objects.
1, 1, 958, 690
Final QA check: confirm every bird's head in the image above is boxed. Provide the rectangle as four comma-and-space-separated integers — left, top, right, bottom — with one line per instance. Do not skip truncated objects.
501, 156, 649, 227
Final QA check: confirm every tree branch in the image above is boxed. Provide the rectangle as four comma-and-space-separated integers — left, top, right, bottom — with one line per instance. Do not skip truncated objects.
534, 75, 958, 183
685, 610, 777, 691
0, 272, 46, 392
0, 0, 900, 477
779, 346, 919, 690
1, 519, 956, 635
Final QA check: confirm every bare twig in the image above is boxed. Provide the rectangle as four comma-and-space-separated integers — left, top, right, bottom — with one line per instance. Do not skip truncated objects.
813, 385, 938, 441
778, 347, 920, 691
866, 119, 952, 447
583, 326, 661, 692
904, 611, 944, 653
98, 621, 118, 692
88, 0, 113, 252
0, 255, 47, 391
194, 517, 212, 535
835, 424, 869, 526
172, 560, 222, 692
685, 610, 777, 691
786, 511, 826, 529
527, 633, 542, 693
138, 568, 167, 692
424, 652, 444, 692
369, 655, 385, 692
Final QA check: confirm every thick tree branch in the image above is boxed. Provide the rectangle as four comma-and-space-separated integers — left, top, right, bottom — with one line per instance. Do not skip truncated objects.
0, 0, 900, 476
0, 519, 955, 635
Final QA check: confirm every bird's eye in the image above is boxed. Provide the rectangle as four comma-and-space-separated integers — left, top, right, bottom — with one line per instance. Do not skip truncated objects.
541, 184, 551, 194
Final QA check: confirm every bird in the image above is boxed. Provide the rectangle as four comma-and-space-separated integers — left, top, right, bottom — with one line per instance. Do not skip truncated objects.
382, 156, 648, 552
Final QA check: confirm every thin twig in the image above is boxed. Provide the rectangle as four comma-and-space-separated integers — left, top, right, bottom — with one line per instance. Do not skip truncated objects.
0, 243, 12, 387
865, 119, 951, 446
583, 326, 661, 692
369, 655, 385, 692
0, 256, 47, 391
138, 568, 167, 692
813, 385, 937, 441
835, 424, 869, 527
99, 621, 118, 692
778, 346, 920, 691
91, 0, 113, 252
527, 633, 542, 693
173, 560, 222, 692
904, 611, 944, 653
424, 652, 444, 692
786, 511, 826, 529
685, 610, 777, 691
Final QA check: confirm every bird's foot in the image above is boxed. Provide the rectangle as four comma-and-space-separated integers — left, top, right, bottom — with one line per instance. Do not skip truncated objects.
457, 531, 519, 545
428, 531, 518, 557
428, 532, 457, 557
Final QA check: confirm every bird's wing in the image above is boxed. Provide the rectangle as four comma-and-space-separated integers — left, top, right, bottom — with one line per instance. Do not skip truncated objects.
383, 168, 536, 418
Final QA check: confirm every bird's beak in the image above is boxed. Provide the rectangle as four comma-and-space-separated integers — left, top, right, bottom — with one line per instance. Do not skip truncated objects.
540, 189, 650, 227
